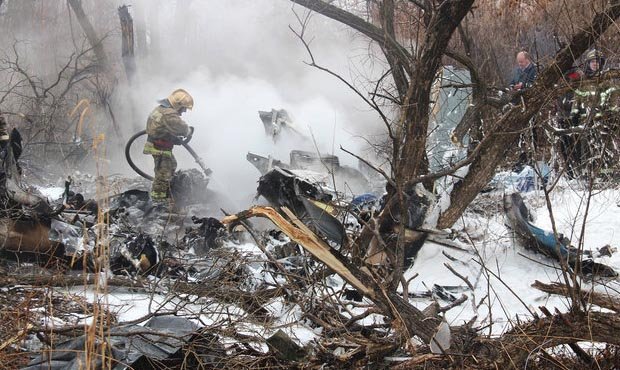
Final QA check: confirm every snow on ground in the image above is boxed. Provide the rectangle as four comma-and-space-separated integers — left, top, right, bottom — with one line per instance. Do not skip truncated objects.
55, 183, 620, 347
406, 185, 620, 336
60, 243, 321, 352
533, 185, 620, 255
63, 282, 320, 353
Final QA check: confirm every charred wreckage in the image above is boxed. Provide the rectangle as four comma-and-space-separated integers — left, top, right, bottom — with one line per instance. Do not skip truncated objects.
0, 109, 617, 369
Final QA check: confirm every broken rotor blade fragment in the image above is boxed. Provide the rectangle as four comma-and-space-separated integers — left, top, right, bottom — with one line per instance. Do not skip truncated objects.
504, 193, 571, 259
503, 193, 617, 277
246, 152, 289, 175
5, 177, 53, 215
299, 196, 346, 246
221, 206, 375, 299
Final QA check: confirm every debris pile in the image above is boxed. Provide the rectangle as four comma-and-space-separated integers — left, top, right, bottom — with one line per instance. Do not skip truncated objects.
1, 120, 619, 369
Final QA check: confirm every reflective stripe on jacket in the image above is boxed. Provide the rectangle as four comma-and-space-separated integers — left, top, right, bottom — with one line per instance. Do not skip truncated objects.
143, 141, 173, 157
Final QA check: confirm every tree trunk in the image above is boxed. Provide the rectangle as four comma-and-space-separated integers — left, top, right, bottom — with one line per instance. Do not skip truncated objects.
67, 0, 107, 71
118, 5, 136, 84
396, 0, 475, 184
438, 0, 620, 228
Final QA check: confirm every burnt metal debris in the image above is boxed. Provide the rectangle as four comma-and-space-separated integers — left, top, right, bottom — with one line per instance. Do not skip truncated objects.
0, 122, 447, 368
258, 108, 307, 143
504, 192, 617, 277
23, 315, 225, 370
255, 166, 431, 268
247, 150, 372, 195
3, 113, 618, 369
0, 127, 224, 274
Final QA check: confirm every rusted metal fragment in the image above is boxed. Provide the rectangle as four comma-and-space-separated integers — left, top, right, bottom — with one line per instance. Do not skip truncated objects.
0, 218, 58, 255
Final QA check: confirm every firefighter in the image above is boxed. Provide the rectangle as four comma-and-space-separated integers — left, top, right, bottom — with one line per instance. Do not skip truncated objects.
143, 89, 194, 205
571, 50, 609, 119
568, 49, 620, 176
583, 49, 606, 78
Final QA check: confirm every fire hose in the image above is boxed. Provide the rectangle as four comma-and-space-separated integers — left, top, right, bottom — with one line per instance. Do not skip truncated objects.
125, 128, 212, 181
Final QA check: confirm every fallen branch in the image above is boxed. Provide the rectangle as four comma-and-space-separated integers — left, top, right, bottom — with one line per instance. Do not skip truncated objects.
392, 354, 443, 369
490, 310, 620, 366
538, 306, 594, 366
0, 270, 276, 319
0, 323, 32, 351
533, 280, 620, 313
439, 294, 468, 313
0, 273, 143, 289
171, 282, 279, 318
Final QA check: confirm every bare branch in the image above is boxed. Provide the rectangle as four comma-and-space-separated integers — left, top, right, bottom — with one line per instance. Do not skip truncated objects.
290, 0, 412, 70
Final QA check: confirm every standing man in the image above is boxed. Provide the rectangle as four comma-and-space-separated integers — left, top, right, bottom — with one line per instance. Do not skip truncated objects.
143, 89, 194, 206
571, 49, 609, 119
510, 51, 537, 91
569, 50, 615, 175
509, 51, 538, 172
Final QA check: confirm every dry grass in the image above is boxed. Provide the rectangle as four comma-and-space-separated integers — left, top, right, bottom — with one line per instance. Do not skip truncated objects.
0, 280, 116, 369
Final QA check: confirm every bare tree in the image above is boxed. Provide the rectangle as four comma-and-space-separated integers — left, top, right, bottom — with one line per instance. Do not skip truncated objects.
67, 0, 108, 71
118, 5, 136, 84
0, 40, 96, 144
288, 0, 620, 268
278, 0, 620, 365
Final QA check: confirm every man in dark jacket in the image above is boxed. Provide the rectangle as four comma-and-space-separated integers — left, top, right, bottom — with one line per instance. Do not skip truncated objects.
510, 51, 537, 91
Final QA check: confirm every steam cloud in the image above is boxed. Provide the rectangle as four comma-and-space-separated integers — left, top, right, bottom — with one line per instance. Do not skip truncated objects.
124, 0, 384, 206
0, 0, 386, 208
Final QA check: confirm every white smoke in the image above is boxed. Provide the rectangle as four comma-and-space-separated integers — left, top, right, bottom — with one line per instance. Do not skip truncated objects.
121, 0, 385, 206
0, 0, 388, 208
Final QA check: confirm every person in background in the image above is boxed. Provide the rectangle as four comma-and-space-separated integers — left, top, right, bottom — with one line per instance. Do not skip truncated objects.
510, 51, 537, 91
582, 49, 606, 78
571, 49, 609, 119
509, 51, 539, 175
568, 49, 617, 176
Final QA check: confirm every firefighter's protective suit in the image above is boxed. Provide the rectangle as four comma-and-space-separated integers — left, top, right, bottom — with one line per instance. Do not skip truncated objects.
143, 89, 193, 202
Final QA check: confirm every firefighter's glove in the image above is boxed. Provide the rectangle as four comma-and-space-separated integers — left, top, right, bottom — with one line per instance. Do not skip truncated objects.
185, 126, 195, 143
